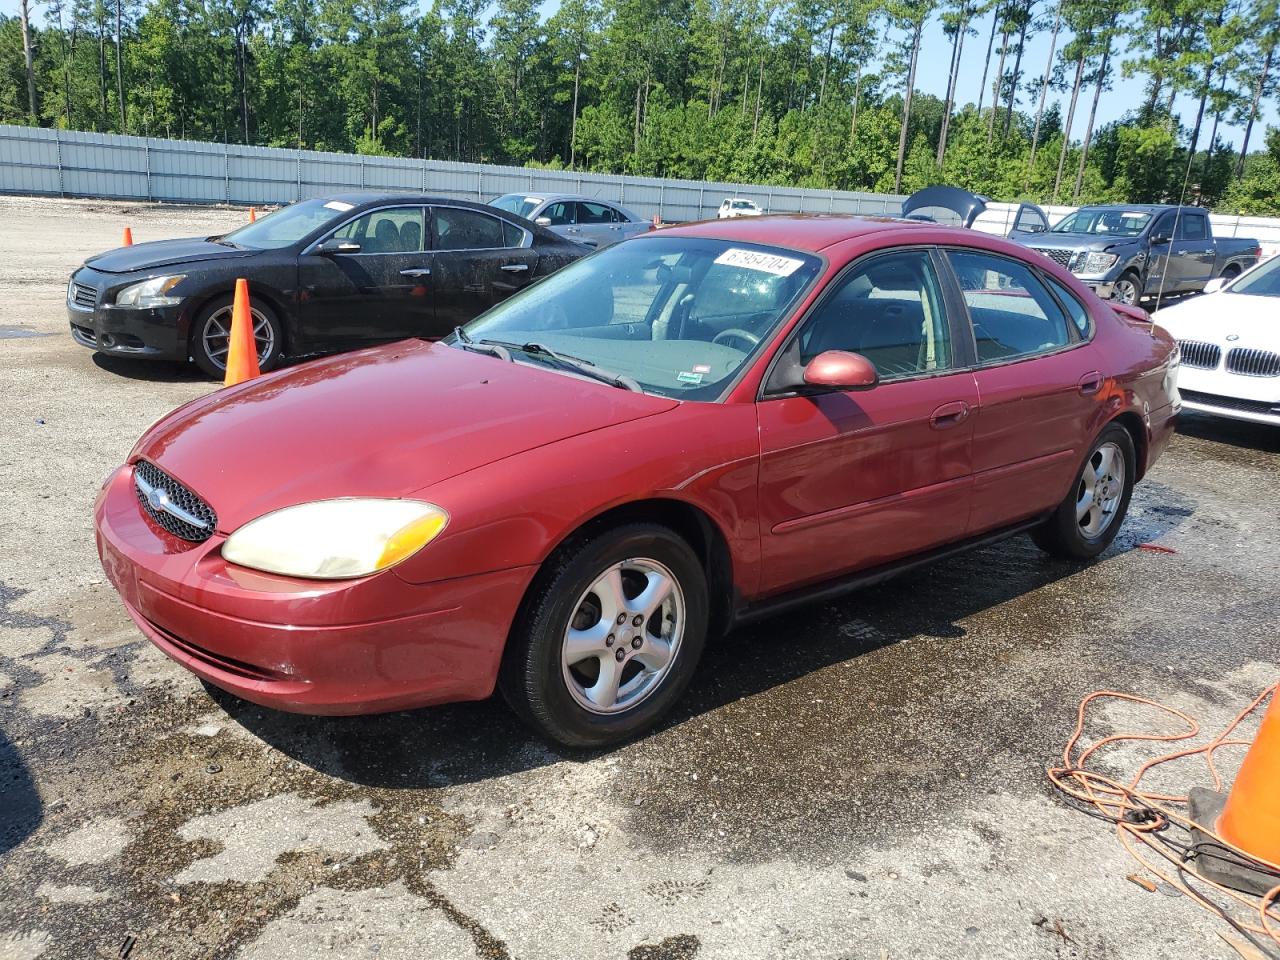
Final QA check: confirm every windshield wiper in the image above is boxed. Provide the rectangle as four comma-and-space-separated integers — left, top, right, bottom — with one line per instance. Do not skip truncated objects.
451, 326, 513, 362
482, 339, 642, 392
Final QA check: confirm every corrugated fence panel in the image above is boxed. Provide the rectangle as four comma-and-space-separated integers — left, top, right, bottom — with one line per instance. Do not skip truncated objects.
2, 124, 1278, 257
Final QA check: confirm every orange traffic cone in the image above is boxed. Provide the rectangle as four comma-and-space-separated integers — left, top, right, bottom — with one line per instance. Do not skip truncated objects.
122, 226, 133, 246
651, 213, 661, 229
223, 278, 261, 387
249, 206, 257, 223
1216, 695, 1280, 868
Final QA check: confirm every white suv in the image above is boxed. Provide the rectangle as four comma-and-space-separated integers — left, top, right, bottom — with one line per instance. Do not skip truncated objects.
718, 198, 763, 219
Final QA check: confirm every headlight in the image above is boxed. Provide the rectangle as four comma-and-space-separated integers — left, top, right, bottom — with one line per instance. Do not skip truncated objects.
1080, 252, 1118, 273
222, 499, 448, 579
114, 275, 186, 308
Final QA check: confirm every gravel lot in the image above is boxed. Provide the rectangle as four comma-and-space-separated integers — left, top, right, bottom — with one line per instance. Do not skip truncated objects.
1, 195, 1278, 960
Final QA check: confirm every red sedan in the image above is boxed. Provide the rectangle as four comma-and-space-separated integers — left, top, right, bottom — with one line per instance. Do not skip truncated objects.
96, 216, 1179, 747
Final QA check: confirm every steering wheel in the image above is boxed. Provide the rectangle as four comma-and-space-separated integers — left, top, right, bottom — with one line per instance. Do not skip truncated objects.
712, 328, 760, 350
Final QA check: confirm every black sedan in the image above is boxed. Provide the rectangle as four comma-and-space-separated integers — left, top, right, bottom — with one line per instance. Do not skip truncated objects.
67, 194, 586, 376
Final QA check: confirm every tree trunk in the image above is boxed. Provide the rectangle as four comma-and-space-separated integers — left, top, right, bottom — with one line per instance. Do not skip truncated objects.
753, 58, 764, 140
1236, 45, 1272, 176
895, 20, 922, 193
849, 63, 862, 143
19, 0, 38, 124
569, 57, 581, 167
98, 19, 108, 126
1185, 61, 1213, 184
976, 1, 1000, 116
818, 21, 836, 106
1027, 3, 1061, 181
1002, 9, 1029, 138
1053, 50, 1085, 203
1142, 26, 1164, 118
115, 0, 126, 130
987, 23, 1009, 143
1203, 71, 1228, 185
937, 0, 969, 166
1074, 30, 1111, 199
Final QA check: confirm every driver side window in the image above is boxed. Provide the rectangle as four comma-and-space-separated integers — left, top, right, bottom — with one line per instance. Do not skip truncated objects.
797, 250, 952, 381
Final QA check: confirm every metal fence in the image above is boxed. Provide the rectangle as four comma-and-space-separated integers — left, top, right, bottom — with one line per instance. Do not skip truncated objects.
3, 124, 1279, 254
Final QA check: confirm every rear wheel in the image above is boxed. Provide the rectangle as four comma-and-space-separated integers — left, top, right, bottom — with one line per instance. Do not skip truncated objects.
191, 294, 284, 378
499, 523, 708, 748
1032, 423, 1136, 560
1220, 265, 1241, 283
1112, 271, 1143, 306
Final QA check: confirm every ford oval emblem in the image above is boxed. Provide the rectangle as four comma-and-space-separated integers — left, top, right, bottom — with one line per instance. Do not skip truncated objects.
1226, 334, 1240, 341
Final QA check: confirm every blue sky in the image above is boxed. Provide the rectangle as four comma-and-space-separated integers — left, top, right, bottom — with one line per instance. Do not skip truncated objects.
4, 0, 1276, 151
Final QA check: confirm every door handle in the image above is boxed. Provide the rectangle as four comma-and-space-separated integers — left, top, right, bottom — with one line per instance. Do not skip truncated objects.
929, 400, 970, 429
1077, 371, 1103, 395
500, 263, 530, 273
399, 268, 431, 278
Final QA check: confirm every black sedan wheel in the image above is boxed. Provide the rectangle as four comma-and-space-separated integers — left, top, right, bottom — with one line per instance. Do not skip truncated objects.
191, 294, 284, 378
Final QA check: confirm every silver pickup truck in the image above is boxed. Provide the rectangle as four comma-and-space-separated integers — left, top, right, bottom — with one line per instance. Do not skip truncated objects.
489, 193, 652, 249
1010, 204, 1261, 306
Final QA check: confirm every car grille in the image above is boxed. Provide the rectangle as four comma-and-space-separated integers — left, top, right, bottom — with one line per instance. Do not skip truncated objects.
1176, 340, 1222, 370
1032, 248, 1074, 269
70, 282, 97, 309
133, 460, 217, 542
1180, 389, 1280, 415
1225, 347, 1280, 378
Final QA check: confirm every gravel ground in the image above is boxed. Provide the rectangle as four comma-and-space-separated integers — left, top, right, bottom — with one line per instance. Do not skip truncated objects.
1, 196, 1278, 960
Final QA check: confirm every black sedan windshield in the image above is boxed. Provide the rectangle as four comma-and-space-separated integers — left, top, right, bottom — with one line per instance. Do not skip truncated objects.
1228, 256, 1280, 299
457, 237, 820, 400
219, 198, 351, 249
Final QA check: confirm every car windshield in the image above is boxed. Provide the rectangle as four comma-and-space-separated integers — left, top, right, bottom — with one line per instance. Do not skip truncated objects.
219, 198, 348, 249
490, 194, 542, 219
455, 237, 821, 400
1052, 209, 1153, 237
1227, 255, 1280, 298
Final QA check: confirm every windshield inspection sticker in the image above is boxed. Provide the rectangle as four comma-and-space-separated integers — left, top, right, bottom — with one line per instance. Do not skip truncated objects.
677, 371, 705, 385
324, 200, 355, 212
714, 248, 805, 277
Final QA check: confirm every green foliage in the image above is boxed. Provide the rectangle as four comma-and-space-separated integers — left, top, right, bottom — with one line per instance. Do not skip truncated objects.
2, 0, 1278, 213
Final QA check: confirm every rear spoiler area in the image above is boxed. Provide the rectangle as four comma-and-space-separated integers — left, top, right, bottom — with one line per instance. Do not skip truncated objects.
1111, 302, 1151, 324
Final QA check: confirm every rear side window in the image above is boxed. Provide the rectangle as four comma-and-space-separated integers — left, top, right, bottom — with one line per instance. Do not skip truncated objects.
576, 202, 616, 224
1046, 276, 1091, 338
432, 208, 506, 251
502, 219, 525, 247
948, 250, 1072, 363
1178, 214, 1208, 241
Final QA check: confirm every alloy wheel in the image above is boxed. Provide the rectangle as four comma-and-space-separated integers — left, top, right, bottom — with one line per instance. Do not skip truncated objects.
561, 558, 685, 715
1112, 278, 1139, 306
1076, 441, 1125, 539
201, 304, 274, 371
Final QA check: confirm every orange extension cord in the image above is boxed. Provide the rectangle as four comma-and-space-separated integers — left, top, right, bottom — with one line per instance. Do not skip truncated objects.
1048, 684, 1280, 956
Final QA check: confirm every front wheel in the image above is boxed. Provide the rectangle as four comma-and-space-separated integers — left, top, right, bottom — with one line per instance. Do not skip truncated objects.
191, 294, 284, 378
1032, 424, 1136, 560
499, 523, 708, 748
1111, 271, 1143, 306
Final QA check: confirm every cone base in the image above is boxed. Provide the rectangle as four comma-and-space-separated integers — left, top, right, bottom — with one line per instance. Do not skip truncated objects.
1188, 787, 1280, 897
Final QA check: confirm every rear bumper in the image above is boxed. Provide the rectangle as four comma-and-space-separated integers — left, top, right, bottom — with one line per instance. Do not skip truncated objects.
95, 465, 537, 715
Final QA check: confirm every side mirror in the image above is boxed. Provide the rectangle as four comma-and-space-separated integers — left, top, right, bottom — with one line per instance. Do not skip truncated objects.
316, 238, 360, 255
1203, 276, 1228, 294
535, 216, 552, 227
1151, 233, 1172, 245
802, 350, 879, 391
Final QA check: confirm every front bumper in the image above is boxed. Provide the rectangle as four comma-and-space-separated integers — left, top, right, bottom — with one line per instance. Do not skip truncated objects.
1081, 280, 1116, 300
95, 464, 537, 715
67, 267, 187, 360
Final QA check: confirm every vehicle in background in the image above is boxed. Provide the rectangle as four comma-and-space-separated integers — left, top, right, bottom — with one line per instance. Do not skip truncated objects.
1153, 255, 1280, 426
718, 198, 763, 218
901, 185, 1051, 238
95, 215, 1178, 747
489, 194, 650, 249
1011, 204, 1260, 307
67, 194, 584, 377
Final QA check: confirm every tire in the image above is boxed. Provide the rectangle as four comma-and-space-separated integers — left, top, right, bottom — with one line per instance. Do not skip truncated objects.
1220, 265, 1241, 283
1112, 271, 1143, 306
1032, 423, 1136, 561
499, 522, 709, 748
191, 293, 284, 378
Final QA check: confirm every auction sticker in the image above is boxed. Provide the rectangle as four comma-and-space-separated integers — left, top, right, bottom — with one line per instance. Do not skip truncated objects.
714, 248, 805, 277
324, 200, 355, 212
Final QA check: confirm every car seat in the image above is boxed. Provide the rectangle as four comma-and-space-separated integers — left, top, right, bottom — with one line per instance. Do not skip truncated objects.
399, 219, 421, 252
372, 218, 401, 253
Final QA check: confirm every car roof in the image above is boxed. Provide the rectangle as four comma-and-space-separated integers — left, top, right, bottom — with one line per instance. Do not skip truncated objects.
324, 192, 495, 211
1073, 203, 1199, 212
649, 214, 930, 253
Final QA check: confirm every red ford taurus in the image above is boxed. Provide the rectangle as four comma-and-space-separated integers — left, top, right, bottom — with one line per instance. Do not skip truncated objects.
96, 216, 1180, 746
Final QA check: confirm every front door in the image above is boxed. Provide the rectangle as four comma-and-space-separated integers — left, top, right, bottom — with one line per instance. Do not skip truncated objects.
944, 248, 1102, 534
427, 206, 540, 334
757, 248, 978, 596
296, 205, 431, 349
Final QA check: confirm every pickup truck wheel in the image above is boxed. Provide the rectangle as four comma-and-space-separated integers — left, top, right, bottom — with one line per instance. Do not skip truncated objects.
1220, 265, 1241, 282
1112, 272, 1143, 306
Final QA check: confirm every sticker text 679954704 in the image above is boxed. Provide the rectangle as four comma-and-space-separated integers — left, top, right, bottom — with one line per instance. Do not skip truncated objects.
713, 248, 805, 277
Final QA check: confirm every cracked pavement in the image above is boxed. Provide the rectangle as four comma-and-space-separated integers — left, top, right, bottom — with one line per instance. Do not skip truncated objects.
1, 196, 1278, 959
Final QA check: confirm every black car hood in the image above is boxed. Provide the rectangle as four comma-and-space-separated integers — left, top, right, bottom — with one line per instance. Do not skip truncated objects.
85, 237, 260, 274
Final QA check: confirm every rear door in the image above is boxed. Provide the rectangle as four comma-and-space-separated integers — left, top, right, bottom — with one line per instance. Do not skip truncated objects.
427, 206, 539, 333
296, 204, 431, 348
756, 247, 979, 595
944, 248, 1101, 535
1177, 212, 1215, 290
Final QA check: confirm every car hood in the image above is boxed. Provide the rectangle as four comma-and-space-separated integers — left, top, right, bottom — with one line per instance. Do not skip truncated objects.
1153, 293, 1280, 345
1019, 234, 1128, 251
131, 340, 680, 533
85, 237, 260, 274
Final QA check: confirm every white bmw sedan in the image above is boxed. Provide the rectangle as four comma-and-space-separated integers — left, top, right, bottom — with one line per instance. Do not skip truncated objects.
1154, 255, 1280, 426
